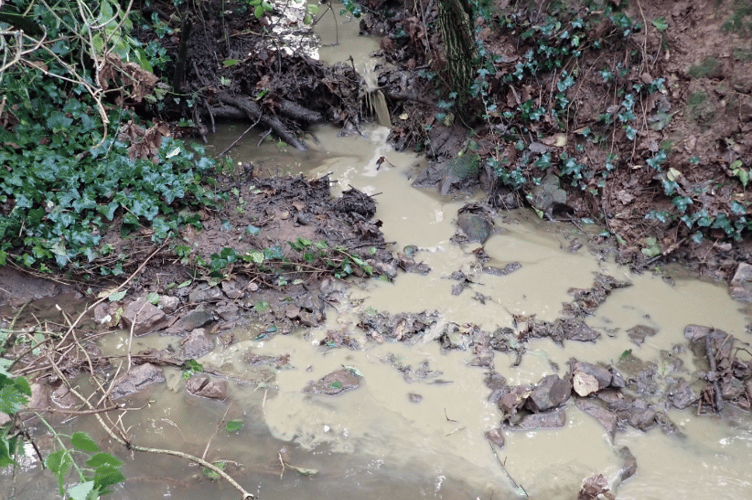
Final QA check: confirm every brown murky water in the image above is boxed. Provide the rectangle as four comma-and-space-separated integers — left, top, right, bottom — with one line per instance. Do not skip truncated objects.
5, 5, 752, 499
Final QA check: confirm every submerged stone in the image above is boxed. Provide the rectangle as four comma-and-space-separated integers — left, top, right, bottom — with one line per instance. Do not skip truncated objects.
456, 213, 492, 244
485, 428, 505, 448
110, 363, 165, 399
574, 362, 612, 391
181, 328, 214, 359
526, 374, 571, 412
304, 368, 361, 395
575, 399, 617, 439
185, 376, 227, 400
516, 408, 566, 430
122, 299, 169, 336
729, 262, 752, 303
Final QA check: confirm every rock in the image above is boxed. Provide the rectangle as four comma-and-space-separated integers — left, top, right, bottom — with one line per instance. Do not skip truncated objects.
627, 400, 656, 431
485, 428, 505, 448
285, 305, 301, 319
578, 474, 612, 500
304, 368, 361, 395
567, 321, 601, 342
27, 382, 51, 410
574, 362, 612, 390
51, 385, 77, 408
221, 280, 244, 299
667, 378, 699, 409
609, 368, 627, 389
188, 283, 225, 303
575, 399, 617, 439
181, 328, 214, 359
408, 393, 423, 403
617, 446, 638, 481
166, 309, 214, 335
529, 173, 568, 217
729, 262, 752, 302
122, 300, 169, 335
516, 408, 566, 430
110, 363, 165, 399
93, 303, 112, 325
526, 374, 571, 412
627, 325, 658, 346
482, 262, 521, 276
215, 304, 240, 322
721, 377, 746, 400
573, 372, 600, 397
185, 376, 227, 400
684, 324, 713, 341
373, 260, 398, 280
456, 213, 492, 244
498, 385, 533, 417
159, 295, 180, 314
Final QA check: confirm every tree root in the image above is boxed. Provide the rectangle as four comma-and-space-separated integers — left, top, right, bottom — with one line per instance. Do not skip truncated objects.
216, 92, 307, 151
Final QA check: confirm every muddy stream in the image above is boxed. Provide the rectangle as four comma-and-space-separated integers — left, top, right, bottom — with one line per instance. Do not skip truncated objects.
5, 5, 752, 499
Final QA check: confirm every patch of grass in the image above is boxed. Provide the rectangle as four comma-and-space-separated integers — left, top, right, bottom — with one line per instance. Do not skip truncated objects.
722, 0, 752, 36
688, 56, 720, 79
687, 91, 709, 106
733, 46, 752, 60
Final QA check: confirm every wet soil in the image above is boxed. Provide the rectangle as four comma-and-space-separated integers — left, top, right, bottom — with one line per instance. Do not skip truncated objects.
3, 1, 752, 499
362, 0, 752, 279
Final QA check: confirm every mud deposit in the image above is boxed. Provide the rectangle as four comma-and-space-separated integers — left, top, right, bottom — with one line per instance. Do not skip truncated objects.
3, 2, 752, 499
3, 124, 752, 500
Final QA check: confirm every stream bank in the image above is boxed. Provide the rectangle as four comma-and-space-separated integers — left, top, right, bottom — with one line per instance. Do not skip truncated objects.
2, 1, 752, 499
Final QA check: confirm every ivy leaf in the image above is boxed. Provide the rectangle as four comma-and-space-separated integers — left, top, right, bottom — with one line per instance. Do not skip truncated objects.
46, 112, 73, 131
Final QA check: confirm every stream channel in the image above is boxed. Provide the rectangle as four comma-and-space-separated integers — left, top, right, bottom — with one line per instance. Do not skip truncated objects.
5, 4, 752, 499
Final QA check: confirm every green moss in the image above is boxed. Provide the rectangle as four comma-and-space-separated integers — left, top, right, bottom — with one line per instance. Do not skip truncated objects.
733, 45, 752, 60
687, 91, 708, 106
688, 56, 719, 79
722, 0, 752, 35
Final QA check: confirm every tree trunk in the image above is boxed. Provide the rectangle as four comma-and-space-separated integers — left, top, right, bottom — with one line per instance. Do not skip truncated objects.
437, 0, 478, 116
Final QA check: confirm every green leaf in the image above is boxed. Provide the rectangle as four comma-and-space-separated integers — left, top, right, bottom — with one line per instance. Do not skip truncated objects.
71, 432, 100, 452
85, 452, 123, 468
223, 59, 239, 67
329, 381, 343, 389
293, 466, 318, 476
226, 420, 244, 433
254, 5, 264, 18
651, 17, 668, 31
203, 461, 225, 480
67, 481, 96, 500
93, 464, 126, 491
243, 250, 264, 264
0, 385, 30, 414
108, 290, 127, 302
46, 448, 73, 496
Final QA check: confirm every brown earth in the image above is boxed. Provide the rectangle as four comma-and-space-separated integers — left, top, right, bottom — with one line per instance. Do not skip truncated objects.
363, 0, 752, 280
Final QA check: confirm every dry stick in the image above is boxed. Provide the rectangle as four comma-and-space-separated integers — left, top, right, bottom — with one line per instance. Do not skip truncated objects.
219, 114, 262, 157
53, 241, 167, 350
127, 300, 149, 372
489, 444, 528, 499
202, 404, 234, 461
46, 361, 256, 500
705, 330, 724, 412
